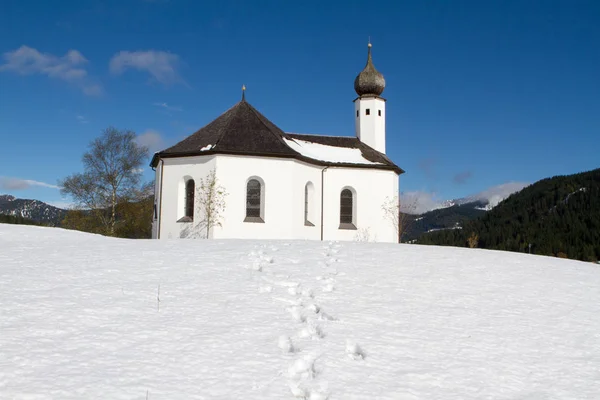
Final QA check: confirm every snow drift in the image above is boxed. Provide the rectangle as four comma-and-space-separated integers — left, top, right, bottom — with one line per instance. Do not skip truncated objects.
1, 224, 599, 399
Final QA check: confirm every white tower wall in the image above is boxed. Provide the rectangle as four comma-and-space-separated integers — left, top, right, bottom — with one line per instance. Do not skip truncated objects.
354, 96, 386, 154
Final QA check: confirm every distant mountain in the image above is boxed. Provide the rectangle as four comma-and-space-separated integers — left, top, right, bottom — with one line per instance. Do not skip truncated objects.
437, 182, 530, 211
417, 168, 600, 262
401, 183, 529, 241
403, 200, 488, 242
401, 182, 528, 215
0, 195, 67, 226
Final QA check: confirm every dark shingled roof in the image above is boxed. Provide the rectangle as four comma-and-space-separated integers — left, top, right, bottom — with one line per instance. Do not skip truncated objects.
151, 99, 403, 174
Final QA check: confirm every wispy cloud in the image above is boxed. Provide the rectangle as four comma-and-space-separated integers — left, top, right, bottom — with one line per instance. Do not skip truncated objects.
418, 157, 437, 180
400, 191, 444, 214
0, 45, 102, 96
135, 129, 166, 153
109, 50, 183, 85
453, 171, 473, 185
0, 176, 60, 191
153, 102, 183, 112
76, 115, 89, 124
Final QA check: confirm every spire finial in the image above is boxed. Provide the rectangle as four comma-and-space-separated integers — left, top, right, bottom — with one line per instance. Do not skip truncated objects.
241, 84, 246, 101
354, 39, 385, 97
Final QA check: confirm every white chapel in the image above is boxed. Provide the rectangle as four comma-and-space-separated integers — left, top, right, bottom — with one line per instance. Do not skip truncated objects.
150, 44, 404, 242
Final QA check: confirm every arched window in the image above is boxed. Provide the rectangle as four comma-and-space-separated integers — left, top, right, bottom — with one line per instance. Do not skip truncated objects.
185, 179, 195, 219
245, 178, 264, 223
339, 188, 356, 229
305, 182, 315, 226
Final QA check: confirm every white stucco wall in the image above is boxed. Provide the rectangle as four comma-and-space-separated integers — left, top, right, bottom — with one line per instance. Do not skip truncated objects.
154, 154, 399, 242
354, 97, 386, 154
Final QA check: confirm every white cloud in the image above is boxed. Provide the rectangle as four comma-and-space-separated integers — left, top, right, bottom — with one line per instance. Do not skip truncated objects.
76, 115, 89, 124
46, 200, 74, 210
400, 191, 444, 215
472, 182, 529, 207
153, 102, 183, 112
110, 50, 182, 84
0, 176, 61, 191
0, 45, 102, 96
135, 130, 166, 153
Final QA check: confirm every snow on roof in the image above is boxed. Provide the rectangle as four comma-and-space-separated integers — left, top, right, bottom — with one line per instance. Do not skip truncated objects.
283, 137, 382, 165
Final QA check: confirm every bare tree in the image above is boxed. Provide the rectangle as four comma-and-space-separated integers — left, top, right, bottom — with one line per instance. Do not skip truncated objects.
60, 127, 149, 236
382, 195, 418, 243
195, 169, 228, 239
467, 232, 479, 248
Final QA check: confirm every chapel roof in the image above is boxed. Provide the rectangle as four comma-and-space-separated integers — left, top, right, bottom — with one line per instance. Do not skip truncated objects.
150, 98, 403, 174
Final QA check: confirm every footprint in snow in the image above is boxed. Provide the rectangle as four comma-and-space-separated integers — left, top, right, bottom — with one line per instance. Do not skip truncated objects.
322, 283, 335, 293
345, 340, 365, 360
288, 382, 329, 400
287, 306, 305, 323
287, 354, 317, 380
258, 285, 273, 293
298, 322, 325, 339
278, 335, 296, 353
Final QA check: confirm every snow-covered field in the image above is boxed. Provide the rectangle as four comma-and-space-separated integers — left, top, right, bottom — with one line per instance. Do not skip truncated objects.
1, 224, 600, 399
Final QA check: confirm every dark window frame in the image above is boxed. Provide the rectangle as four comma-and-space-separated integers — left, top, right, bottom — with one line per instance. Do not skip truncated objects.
245, 178, 264, 223
339, 188, 356, 230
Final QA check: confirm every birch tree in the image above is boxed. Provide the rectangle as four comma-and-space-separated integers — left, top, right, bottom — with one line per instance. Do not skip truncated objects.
195, 169, 228, 238
60, 127, 149, 236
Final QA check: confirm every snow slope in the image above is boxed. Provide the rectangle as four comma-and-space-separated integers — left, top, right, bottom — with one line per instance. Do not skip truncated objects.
1, 224, 600, 399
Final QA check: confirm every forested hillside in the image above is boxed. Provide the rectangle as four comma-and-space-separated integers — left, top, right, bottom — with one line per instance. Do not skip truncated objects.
0, 214, 42, 226
417, 168, 600, 262
61, 196, 154, 239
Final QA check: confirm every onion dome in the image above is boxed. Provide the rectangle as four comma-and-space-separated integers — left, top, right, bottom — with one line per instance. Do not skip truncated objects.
354, 43, 385, 97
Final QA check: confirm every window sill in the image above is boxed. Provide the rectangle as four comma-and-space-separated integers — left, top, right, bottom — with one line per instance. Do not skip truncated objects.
177, 216, 193, 223
339, 223, 357, 230
305, 221, 315, 227
244, 216, 265, 223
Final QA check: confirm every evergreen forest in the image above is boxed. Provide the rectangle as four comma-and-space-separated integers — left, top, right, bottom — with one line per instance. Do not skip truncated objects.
417, 168, 600, 262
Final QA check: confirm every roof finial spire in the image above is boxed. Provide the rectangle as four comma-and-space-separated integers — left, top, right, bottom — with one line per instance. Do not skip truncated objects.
241, 84, 246, 101
354, 39, 385, 97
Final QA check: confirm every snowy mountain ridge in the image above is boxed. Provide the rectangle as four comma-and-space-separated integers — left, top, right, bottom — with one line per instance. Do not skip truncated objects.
1, 224, 599, 399
0, 194, 67, 225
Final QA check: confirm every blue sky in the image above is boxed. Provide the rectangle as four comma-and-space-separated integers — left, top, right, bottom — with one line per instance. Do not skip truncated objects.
0, 0, 598, 210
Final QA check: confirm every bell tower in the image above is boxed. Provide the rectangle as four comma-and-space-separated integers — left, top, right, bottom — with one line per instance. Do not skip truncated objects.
354, 42, 386, 154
